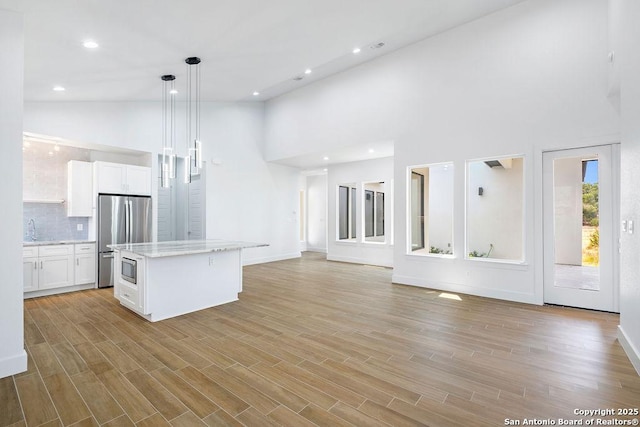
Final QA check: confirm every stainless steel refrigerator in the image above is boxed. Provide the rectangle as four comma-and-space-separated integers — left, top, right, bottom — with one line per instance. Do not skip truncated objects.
97, 194, 152, 288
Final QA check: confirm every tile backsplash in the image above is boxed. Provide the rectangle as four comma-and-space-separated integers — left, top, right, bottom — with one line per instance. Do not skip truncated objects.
23, 142, 91, 201
23, 203, 89, 242
23, 141, 92, 242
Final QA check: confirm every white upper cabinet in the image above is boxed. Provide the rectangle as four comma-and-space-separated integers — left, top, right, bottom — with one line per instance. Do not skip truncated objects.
94, 161, 151, 196
67, 160, 93, 217
95, 161, 126, 194
126, 165, 152, 196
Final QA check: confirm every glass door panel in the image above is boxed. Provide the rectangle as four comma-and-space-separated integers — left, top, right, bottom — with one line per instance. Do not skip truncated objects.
543, 145, 617, 312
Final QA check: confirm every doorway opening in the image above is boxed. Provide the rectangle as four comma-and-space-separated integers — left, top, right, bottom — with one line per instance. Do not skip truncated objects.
543, 145, 619, 312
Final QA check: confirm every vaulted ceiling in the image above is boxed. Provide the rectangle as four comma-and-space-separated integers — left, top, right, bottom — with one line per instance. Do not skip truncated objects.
1, 0, 527, 102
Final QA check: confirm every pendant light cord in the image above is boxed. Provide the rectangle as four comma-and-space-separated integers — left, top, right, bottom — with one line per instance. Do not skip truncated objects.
186, 61, 192, 150
196, 62, 200, 142
162, 78, 167, 152
170, 79, 175, 151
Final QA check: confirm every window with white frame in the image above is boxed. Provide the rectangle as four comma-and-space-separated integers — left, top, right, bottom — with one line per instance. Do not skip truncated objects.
466, 156, 524, 262
408, 163, 454, 255
364, 181, 386, 243
337, 183, 357, 241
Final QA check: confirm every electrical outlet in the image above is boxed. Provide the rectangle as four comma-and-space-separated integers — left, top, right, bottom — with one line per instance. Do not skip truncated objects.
208, 257, 214, 266
629, 220, 634, 234
77, 224, 83, 231
622, 220, 627, 233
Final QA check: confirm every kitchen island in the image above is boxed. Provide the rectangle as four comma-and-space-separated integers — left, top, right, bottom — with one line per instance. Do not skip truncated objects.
109, 240, 267, 322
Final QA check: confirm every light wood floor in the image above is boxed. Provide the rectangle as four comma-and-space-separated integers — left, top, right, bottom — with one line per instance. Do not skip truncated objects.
2, 252, 639, 427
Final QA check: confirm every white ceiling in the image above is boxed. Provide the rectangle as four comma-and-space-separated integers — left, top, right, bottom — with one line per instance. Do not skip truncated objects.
1, 0, 527, 103
271, 139, 395, 171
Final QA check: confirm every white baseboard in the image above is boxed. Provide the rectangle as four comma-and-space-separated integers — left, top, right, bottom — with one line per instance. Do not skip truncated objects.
327, 254, 393, 268
243, 252, 301, 266
305, 247, 327, 253
391, 274, 537, 305
0, 349, 27, 379
24, 283, 95, 299
618, 325, 640, 376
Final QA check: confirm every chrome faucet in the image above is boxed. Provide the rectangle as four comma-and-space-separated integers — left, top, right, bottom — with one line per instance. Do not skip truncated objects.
27, 218, 36, 241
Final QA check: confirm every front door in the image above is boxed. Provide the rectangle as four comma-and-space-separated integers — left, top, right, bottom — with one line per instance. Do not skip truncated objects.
543, 145, 619, 312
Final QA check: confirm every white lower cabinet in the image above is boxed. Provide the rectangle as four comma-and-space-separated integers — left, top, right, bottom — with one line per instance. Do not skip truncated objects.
23, 243, 97, 295
113, 250, 145, 314
39, 254, 74, 289
116, 282, 140, 310
23, 257, 39, 292
75, 243, 96, 285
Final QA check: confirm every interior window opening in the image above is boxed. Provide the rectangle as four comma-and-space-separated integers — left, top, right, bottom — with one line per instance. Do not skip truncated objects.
409, 163, 454, 256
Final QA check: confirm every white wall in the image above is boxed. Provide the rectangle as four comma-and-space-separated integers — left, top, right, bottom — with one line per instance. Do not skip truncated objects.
553, 157, 583, 266
0, 9, 27, 378
467, 158, 524, 260
265, 0, 620, 304
306, 174, 328, 252
327, 157, 394, 267
25, 102, 161, 153
618, 0, 640, 374
197, 103, 302, 264
24, 101, 302, 265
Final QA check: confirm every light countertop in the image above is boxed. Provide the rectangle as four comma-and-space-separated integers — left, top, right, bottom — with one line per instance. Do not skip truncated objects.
108, 240, 268, 258
24, 240, 96, 246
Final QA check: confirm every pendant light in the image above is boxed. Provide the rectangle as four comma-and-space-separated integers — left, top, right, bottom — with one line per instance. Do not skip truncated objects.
160, 74, 177, 188
185, 56, 203, 183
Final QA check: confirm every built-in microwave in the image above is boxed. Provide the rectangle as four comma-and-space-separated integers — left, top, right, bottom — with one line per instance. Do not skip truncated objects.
121, 257, 137, 285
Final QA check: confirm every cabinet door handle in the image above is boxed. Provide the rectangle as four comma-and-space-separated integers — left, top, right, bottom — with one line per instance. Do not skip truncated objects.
40, 261, 43, 269
34, 262, 37, 270
77, 258, 79, 266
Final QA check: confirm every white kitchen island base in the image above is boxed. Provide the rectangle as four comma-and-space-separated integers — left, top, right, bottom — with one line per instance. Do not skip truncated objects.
110, 240, 266, 322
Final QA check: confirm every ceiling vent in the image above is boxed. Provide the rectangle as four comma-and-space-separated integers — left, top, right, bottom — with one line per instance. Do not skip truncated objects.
370, 42, 385, 50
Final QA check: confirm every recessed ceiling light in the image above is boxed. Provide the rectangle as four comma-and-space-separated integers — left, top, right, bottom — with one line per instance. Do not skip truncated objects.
253, 91, 260, 96
323, 168, 328, 172
368, 148, 375, 153
353, 47, 361, 54
53, 86, 65, 92
170, 89, 178, 95
305, 69, 312, 75
54, 145, 60, 152
83, 40, 99, 49
323, 156, 329, 161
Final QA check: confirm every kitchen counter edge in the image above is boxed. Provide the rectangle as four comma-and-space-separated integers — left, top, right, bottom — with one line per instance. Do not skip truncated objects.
108, 240, 269, 258
23, 240, 96, 247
